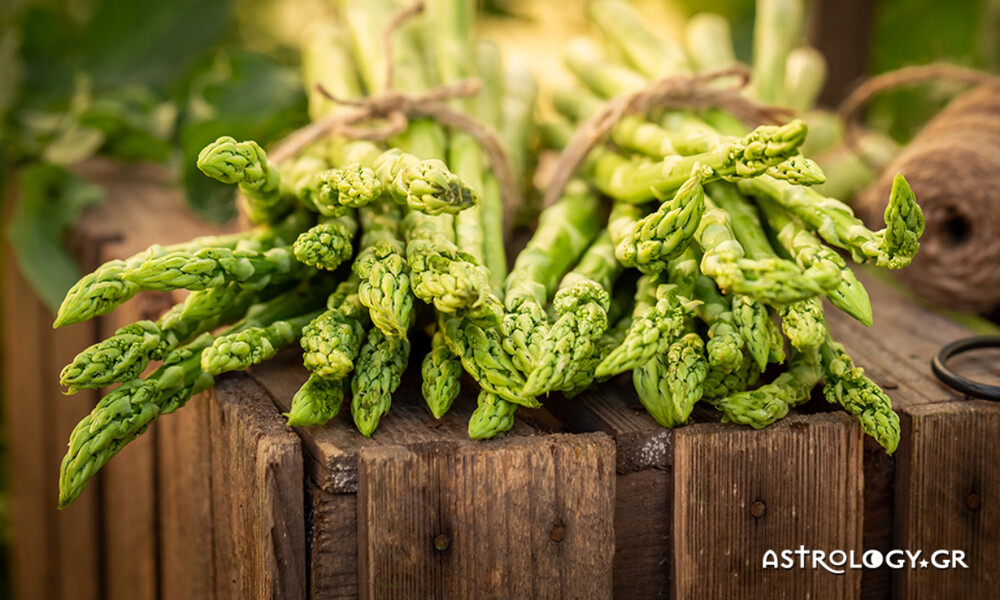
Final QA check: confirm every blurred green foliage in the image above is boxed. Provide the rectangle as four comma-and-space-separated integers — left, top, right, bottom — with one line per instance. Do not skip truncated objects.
1, 0, 309, 311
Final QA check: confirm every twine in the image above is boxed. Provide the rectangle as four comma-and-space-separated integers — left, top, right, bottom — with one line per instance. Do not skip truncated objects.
268, 0, 518, 232
837, 63, 1000, 170
542, 66, 793, 208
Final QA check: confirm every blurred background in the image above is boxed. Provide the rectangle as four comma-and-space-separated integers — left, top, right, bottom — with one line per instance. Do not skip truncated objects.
0, 0, 996, 596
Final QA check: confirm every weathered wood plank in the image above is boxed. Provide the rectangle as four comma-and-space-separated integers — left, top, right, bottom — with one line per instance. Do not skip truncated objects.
613, 468, 671, 599
249, 351, 542, 493
894, 400, 1000, 599
356, 433, 616, 600
210, 372, 307, 599
158, 389, 215, 600
309, 484, 359, 599
672, 413, 864, 599
2, 240, 56, 600
49, 318, 102, 600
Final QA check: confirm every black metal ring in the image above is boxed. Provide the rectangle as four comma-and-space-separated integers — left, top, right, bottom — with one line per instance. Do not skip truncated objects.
931, 336, 1000, 400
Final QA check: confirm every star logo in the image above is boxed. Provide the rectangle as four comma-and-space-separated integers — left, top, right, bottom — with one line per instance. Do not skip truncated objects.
919, 560, 929, 569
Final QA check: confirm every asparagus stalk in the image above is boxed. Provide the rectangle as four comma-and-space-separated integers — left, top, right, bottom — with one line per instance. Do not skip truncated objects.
468, 390, 518, 440
60, 283, 268, 391
751, 0, 804, 104
685, 13, 737, 72
422, 327, 463, 419
59, 334, 216, 507
54, 212, 312, 327
714, 347, 819, 428
587, 0, 692, 78
738, 173, 923, 269
523, 231, 622, 396
616, 175, 705, 273
693, 275, 745, 373
634, 331, 709, 427
351, 327, 411, 437
293, 212, 359, 271
197, 136, 295, 224
756, 195, 873, 326
300, 277, 368, 380
297, 163, 383, 215
502, 182, 601, 373
442, 314, 536, 408
820, 337, 900, 453
286, 374, 346, 427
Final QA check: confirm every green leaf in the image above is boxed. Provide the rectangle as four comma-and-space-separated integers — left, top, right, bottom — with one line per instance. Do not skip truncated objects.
178, 49, 307, 222
6, 164, 105, 311
78, 0, 232, 92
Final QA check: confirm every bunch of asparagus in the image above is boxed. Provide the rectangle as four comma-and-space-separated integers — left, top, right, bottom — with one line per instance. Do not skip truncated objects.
53, 0, 923, 509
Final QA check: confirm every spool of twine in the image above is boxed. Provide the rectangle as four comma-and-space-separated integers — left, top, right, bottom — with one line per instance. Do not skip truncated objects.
855, 83, 1000, 312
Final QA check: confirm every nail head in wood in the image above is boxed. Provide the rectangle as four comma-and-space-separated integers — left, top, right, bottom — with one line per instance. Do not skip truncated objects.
550, 525, 567, 542
966, 492, 982, 511
750, 500, 767, 519
433, 534, 450, 552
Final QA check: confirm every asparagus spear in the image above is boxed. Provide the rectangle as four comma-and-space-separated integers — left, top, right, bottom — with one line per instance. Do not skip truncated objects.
714, 347, 819, 428
756, 195, 873, 326
351, 327, 411, 437
702, 354, 762, 401
300, 278, 368, 380
286, 374, 346, 427
738, 173, 923, 269
201, 288, 324, 375
442, 314, 536, 408
616, 175, 705, 273
293, 212, 359, 271
523, 231, 622, 396
693, 275, 745, 373
468, 390, 518, 440
422, 327, 463, 419
752, 0, 804, 104
684, 13, 737, 72
60, 283, 268, 391
353, 201, 415, 336
634, 331, 709, 427
54, 212, 312, 327
820, 337, 900, 453
502, 182, 601, 373
587, 0, 691, 78
595, 274, 694, 378
587, 120, 810, 204
197, 136, 295, 224
297, 163, 383, 215
730, 293, 774, 372
59, 334, 216, 507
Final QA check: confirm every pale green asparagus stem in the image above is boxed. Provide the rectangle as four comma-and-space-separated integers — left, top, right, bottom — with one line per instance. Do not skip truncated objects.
685, 13, 736, 72
442, 315, 536, 408
468, 390, 518, 440
820, 337, 900, 453
201, 310, 321, 375
634, 332, 708, 427
752, 0, 804, 104
616, 175, 705, 273
124, 244, 308, 293
587, 0, 692, 78
781, 46, 827, 114
59, 334, 216, 508
197, 136, 294, 224
351, 327, 411, 437
715, 348, 819, 428
53, 213, 312, 327
595, 274, 695, 378
738, 174, 923, 268
502, 182, 601, 373
286, 374, 346, 427
523, 231, 622, 396
60, 283, 266, 391
422, 327, 463, 419
757, 196, 872, 326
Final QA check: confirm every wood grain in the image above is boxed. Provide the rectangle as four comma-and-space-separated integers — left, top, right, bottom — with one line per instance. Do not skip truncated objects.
2, 235, 56, 600
210, 372, 307, 599
671, 413, 864, 600
308, 484, 359, 599
894, 400, 1000, 599
356, 433, 616, 600
158, 389, 215, 600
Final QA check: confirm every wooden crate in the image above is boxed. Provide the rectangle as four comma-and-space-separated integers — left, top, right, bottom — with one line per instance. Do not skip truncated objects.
3, 164, 999, 599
